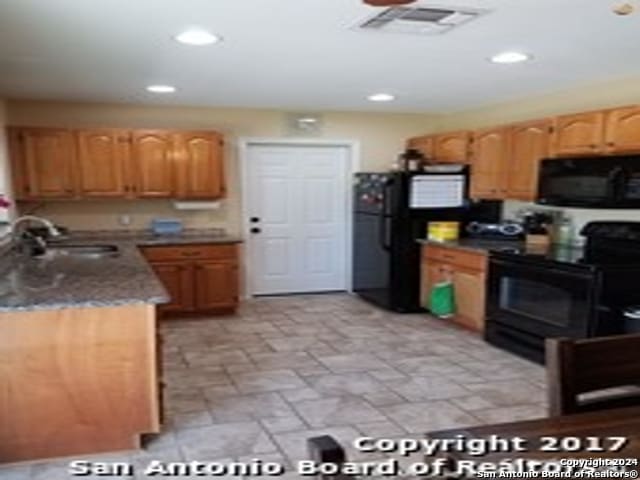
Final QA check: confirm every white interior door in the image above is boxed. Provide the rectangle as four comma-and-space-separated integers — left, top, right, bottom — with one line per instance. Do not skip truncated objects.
246, 143, 349, 295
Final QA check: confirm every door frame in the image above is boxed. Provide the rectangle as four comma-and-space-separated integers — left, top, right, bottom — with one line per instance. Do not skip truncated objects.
239, 138, 361, 298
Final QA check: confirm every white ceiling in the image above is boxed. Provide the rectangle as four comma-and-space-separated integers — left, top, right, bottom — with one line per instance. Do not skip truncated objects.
1, 0, 639, 113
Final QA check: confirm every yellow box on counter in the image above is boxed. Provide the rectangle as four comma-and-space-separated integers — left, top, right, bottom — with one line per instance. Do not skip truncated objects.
428, 222, 460, 242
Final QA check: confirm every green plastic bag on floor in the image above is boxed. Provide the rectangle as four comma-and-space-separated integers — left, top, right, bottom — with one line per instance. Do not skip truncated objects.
429, 281, 455, 318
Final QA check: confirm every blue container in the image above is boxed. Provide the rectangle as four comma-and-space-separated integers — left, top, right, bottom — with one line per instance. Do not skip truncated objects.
151, 218, 183, 236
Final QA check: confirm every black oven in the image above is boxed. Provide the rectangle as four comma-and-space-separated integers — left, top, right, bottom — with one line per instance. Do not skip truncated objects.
486, 256, 601, 364
537, 155, 640, 208
486, 222, 640, 364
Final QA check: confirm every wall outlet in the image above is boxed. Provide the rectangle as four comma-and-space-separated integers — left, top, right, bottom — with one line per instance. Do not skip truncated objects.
118, 214, 132, 227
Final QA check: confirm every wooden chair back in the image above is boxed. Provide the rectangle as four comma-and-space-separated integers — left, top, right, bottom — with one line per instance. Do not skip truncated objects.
546, 334, 640, 416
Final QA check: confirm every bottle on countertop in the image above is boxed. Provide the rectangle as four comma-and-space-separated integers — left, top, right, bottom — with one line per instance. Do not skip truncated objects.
554, 215, 575, 246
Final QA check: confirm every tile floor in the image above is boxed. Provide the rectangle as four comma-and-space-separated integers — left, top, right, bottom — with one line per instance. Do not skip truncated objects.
2, 293, 548, 479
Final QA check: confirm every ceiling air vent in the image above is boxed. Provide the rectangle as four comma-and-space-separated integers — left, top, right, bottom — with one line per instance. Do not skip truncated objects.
358, 4, 488, 35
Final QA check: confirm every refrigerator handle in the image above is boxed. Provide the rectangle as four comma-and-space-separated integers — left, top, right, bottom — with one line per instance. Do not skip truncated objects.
383, 178, 395, 216
378, 215, 391, 251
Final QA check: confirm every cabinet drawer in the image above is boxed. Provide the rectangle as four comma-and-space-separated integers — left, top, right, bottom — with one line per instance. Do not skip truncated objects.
423, 245, 487, 271
141, 243, 237, 262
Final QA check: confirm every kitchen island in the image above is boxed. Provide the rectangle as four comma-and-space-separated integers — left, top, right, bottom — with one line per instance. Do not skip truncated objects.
0, 229, 241, 464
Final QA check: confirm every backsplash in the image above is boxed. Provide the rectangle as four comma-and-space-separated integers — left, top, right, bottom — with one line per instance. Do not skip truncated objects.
17, 199, 235, 234
504, 200, 640, 243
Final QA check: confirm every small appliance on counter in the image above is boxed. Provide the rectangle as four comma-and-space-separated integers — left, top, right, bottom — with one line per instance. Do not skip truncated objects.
465, 221, 524, 240
151, 218, 184, 236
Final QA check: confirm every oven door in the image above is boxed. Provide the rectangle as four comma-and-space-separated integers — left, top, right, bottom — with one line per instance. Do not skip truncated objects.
487, 258, 598, 338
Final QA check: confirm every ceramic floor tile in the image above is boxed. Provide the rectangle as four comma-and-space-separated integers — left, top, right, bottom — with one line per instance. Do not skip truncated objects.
292, 396, 388, 427
464, 380, 547, 407
472, 404, 548, 424
177, 421, 277, 461
314, 353, 391, 373
382, 401, 481, 433
204, 391, 294, 423
306, 372, 388, 396
231, 369, 307, 393
0, 465, 32, 480
272, 426, 366, 463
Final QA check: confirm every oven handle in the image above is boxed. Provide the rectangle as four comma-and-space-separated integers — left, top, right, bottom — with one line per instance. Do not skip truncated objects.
490, 258, 594, 281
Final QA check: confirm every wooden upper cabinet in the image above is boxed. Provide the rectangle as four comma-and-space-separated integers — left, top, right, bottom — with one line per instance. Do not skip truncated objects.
174, 131, 225, 199
7, 129, 29, 200
434, 131, 470, 164
17, 128, 76, 198
470, 127, 509, 199
76, 129, 130, 197
407, 135, 435, 161
552, 111, 605, 156
131, 130, 174, 197
507, 119, 552, 201
605, 105, 640, 154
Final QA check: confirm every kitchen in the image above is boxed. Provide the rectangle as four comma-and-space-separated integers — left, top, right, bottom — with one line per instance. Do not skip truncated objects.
1, 0, 640, 478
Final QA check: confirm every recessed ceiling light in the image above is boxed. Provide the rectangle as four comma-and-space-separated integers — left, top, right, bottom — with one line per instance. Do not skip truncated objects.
146, 85, 176, 93
175, 29, 221, 46
490, 51, 531, 64
368, 93, 395, 102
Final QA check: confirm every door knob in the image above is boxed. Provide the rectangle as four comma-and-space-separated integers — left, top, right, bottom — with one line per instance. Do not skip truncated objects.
250, 227, 261, 234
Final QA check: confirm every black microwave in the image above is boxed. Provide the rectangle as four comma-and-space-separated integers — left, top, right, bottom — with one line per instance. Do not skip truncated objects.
537, 156, 640, 208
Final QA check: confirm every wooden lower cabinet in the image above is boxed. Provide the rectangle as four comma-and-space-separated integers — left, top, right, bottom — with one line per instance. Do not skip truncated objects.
421, 244, 488, 332
195, 261, 239, 310
141, 243, 240, 316
0, 304, 160, 463
149, 262, 195, 313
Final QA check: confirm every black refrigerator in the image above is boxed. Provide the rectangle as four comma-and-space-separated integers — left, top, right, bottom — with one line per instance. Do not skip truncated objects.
353, 171, 468, 313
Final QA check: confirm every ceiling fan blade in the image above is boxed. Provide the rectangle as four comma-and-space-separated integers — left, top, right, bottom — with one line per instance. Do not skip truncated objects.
363, 0, 417, 6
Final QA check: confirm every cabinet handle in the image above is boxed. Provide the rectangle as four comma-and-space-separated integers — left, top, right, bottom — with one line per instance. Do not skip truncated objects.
181, 252, 201, 257
607, 142, 615, 147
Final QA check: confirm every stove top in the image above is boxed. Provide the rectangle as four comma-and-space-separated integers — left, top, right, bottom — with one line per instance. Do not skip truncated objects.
490, 244, 592, 266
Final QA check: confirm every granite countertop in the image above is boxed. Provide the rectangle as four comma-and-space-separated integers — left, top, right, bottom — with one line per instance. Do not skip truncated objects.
0, 229, 243, 313
417, 237, 524, 254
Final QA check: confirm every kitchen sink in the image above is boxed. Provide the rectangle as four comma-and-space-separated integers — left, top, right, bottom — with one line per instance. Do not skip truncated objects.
42, 244, 121, 259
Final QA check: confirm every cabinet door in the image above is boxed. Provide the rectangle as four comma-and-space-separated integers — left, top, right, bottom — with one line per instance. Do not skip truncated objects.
149, 262, 194, 313
195, 261, 239, 310
7, 128, 29, 200
407, 135, 434, 161
552, 111, 605, 156
605, 106, 640, 154
420, 253, 452, 312
434, 131, 470, 164
470, 127, 509, 199
76, 129, 130, 197
131, 130, 174, 197
507, 119, 551, 201
19, 128, 76, 198
174, 131, 225, 199
451, 266, 486, 332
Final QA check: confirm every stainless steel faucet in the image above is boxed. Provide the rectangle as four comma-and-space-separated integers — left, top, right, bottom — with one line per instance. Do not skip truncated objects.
10, 215, 61, 255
